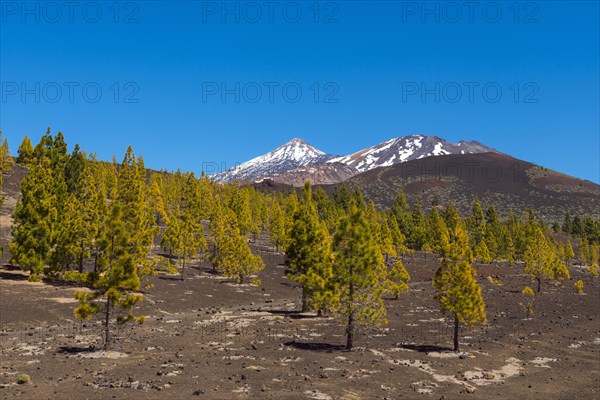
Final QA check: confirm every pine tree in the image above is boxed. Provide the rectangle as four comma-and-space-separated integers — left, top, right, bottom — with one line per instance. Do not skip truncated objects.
32, 128, 54, 162
0, 132, 12, 256
352, 187, 366, 210
579, 238, 590, 265
443, 203, 461, 234
299, 221, 336, 316
178, 173, 207, 280
229, 186, 253, 236
117, 147, 156, 267
148, 173, 168, 225
474, 240, 492, 264
197, 172, 215, 221
286, 183, 335, 313
268, 199, 287, 252
379, 217, 397, 261
432, 221, 486, 352
0, 131, 12, 184
207, 196, 226, 272
51, 193, 88, 273
521, 286, 535, 318
332, 182, 352, 212
333, 201, 387, 350
524, 227, 570, 294
89, 156, 109, 273
386, 260, 410, 300
408, 201, 427, 250
388, 216, 409, 257
10, 158, 57, 280
220, 209, 264, 284
468, 197, 486, 245
506, 235, 516, 266
426, 207, 449, 256
74, 204, 144, 350
52, 147, 97, 273
484, 225, 498, 261
390, 192, 413, 241
562, 240, 575, 267
16, 135, 35, 166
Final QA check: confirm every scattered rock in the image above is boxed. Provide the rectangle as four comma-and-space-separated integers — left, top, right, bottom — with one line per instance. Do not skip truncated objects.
483, 372, 495, 380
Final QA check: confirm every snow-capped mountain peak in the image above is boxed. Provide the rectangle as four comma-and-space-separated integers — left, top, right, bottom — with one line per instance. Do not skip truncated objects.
211, 138, 334, 183
211, 134, 499, 185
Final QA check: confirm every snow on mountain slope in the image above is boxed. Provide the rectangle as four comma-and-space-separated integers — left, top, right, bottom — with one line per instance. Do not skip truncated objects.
211, 138, 334, 183
211, 135, 500, 185
329, 135, 499, 173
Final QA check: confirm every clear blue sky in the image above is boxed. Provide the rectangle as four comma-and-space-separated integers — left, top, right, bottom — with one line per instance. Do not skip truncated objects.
1, 1, 598, 182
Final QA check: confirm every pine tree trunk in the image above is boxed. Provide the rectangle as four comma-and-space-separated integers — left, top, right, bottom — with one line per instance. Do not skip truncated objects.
453, 314, 459, 352
93, 250, 98, 274
301, 287, 309, 313
346, 311, 354, 350
317, 309, 323, 318
103, 298, 111, 351
212, 244, 217, 272
180, 255, 185, 281
346, 281, 355, 350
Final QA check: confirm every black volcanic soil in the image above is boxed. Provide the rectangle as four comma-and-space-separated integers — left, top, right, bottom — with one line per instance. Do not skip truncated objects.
1, 245, 599, 400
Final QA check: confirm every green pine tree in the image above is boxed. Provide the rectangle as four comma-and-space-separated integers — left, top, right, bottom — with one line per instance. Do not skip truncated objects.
333, 201, 387, 350
0, 132, 12, 256
10, 158, 57, 280
286, 183, 336, 314
74, 204, 144, 350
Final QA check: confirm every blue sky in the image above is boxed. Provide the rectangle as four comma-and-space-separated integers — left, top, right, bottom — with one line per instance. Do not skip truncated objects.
1, 1, 598, 182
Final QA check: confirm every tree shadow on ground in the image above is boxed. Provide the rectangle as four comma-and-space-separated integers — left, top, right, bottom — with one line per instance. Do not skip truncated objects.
399, 344, 453, 353
263, 309, 315, 320
284, 341, 346, 352
0, 270, 28, 282
0, 269, 88, 289
158, 275, 183, 281
57, 345, 96, 354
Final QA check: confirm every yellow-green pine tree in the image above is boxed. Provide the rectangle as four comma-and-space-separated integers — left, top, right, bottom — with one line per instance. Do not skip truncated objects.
16, 135, 35, 166
432, 221, 486, 352
524, 227, 570, 293
220, 209, 265, 283
386, 260, 410, 300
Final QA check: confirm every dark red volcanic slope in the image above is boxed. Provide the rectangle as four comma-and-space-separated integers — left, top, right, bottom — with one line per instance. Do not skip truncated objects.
328, 152, 599, 221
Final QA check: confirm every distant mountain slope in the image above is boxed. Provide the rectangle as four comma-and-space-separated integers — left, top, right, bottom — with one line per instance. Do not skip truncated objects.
211, 138, 334, 183
324, 152, 599, 221
213, 135, 500, 186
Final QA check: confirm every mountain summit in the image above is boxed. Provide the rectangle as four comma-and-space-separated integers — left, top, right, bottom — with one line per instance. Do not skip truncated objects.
211, 138, 334, 183
330, 135, 499, 173
212, 135, 500, 185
